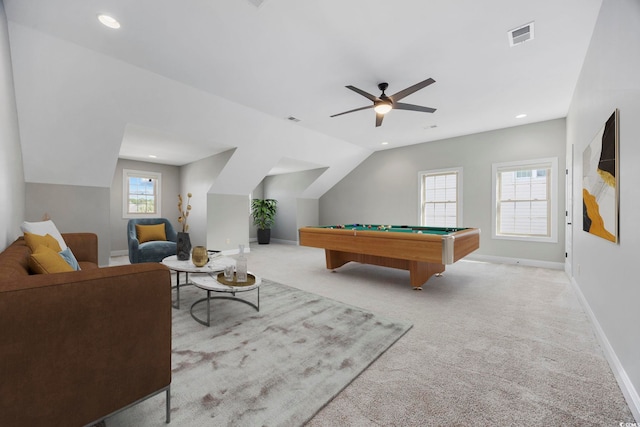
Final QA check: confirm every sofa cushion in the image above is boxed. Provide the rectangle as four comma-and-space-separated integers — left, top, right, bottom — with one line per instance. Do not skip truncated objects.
28, 245, 74, 274
21, 220, 67, 250
136, 224, 167, 244
23, 232, 62, 253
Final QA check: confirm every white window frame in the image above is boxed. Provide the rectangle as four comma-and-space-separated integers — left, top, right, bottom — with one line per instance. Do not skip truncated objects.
418, 167, 463, 227
491, 157, 557, 243
122, 169, 162, 219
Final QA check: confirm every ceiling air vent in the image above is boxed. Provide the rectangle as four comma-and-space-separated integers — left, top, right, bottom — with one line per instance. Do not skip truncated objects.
287, 116, 301, 123
247, 0, 267, 8
508, 22, 534, 47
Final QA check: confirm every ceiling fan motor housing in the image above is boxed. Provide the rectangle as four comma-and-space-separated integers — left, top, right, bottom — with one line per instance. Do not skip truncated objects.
376, 84, 393, 114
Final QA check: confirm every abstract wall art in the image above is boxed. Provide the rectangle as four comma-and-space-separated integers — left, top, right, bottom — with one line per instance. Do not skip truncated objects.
582, 109, 619, 243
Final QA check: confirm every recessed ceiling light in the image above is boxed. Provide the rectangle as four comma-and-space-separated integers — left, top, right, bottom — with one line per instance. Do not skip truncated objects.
148, 155, 157, 159
381, 141, 389, 145
98, 14, 121, 29
516, 114, 527, 119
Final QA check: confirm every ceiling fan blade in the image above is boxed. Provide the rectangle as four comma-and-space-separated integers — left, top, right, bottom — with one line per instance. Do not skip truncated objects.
375, 112, 384, 127
390, 78, 435, 102
330, 104, 374, 118
394, 102, 437, 113
346, 85, 379, 102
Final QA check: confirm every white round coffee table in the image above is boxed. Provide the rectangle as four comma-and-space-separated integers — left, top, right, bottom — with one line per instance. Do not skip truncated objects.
189, 272, 261, 327
161, 254, 236, 309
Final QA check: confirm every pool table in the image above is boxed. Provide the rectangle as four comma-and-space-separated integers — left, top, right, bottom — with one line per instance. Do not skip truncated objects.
298, 224, 480, 289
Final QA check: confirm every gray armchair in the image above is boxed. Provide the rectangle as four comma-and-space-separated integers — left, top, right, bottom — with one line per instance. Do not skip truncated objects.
127, 218, 178, 263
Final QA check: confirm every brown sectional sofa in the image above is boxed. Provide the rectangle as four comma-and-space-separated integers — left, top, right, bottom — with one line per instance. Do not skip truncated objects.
0, 233, 172, 426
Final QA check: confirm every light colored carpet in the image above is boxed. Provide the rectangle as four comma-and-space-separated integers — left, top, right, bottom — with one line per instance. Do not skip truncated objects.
110, 243, 635, 426
246, 243, 635, 426
105, 279, 411, 426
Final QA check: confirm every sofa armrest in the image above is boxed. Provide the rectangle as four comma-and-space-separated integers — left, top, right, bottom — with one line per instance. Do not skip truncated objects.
0, 263, 172, 426
62, 232, 98, 264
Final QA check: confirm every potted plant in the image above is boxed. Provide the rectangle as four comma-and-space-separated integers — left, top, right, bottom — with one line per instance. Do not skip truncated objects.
251, 199, 278, 244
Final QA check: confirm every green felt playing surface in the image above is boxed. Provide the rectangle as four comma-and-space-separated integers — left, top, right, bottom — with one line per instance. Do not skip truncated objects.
317, 224, 468, 235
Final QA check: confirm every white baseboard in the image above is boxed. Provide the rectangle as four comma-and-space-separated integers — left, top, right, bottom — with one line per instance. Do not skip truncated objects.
466, 253, 564, 270
248, 238, 297, 245
570, 277, 640, 422
110, 249, 128, 257
269, 238, 298, 245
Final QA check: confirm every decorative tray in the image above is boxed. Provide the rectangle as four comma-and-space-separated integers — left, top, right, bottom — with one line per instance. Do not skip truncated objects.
216, 272, 256, 287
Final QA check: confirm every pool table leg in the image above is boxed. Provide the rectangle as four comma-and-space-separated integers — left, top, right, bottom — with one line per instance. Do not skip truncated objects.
410, 261, 445, 290
325, 250, 352, 270
325, 249, 445, 289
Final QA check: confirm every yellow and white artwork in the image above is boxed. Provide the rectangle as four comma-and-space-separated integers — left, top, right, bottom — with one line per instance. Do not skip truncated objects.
582, 110, 619, 243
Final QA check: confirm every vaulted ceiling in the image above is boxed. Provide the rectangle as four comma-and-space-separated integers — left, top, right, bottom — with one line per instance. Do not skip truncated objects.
4, 0, 602, 197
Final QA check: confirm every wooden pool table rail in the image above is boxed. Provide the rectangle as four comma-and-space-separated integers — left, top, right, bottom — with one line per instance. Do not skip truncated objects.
298, 227, 480, 288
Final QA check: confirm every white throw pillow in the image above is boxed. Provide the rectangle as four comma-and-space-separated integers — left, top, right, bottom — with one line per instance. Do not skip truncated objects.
21, 220, 68, 250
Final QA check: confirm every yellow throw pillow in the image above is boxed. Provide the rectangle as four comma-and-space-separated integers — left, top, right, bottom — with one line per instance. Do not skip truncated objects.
24, 232, 62, 253
136, 223, 167, 244
29, 245, 74, 274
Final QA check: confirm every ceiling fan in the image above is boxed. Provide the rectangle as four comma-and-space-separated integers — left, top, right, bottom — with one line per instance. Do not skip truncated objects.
330, 78, 437, 127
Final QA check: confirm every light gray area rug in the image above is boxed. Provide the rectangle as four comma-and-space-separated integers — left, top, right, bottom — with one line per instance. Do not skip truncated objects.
106, 279, 412, 427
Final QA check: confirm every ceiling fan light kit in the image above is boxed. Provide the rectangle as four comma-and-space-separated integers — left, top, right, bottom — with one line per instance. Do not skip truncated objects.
331, 78, 437, 127
373, 100, 392, 115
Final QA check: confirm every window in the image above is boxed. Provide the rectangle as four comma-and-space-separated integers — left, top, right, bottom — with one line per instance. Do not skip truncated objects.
420, 168, 462, 227
122, 169, 161, 218
492, 158, 557, 242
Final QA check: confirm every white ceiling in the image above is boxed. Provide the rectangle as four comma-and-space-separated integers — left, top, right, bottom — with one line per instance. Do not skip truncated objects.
4, 0, 603, 193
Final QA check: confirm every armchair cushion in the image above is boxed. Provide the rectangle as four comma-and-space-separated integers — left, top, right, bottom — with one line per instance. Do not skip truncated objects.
135, 223, 167, 243
138, 240, 177, 263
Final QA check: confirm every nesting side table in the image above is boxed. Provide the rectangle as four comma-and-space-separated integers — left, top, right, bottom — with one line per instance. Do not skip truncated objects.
189, 272, 261, 327
161, 254, 236, 309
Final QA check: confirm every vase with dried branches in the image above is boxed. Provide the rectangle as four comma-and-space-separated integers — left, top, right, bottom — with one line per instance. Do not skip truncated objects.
176, 193, 192, 260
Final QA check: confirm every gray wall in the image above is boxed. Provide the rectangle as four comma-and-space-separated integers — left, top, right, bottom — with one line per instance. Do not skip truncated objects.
320, 119, 567, 265
25, 183, 110, 266
249, 181, 265, 240
110, 159, 180, 254
207, 194, 250, 252
296, 198, 319, 236
262, 168, 327, 242
567, 0, 640, 418
182, 149, 234, 248
0, 0, 25, 249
